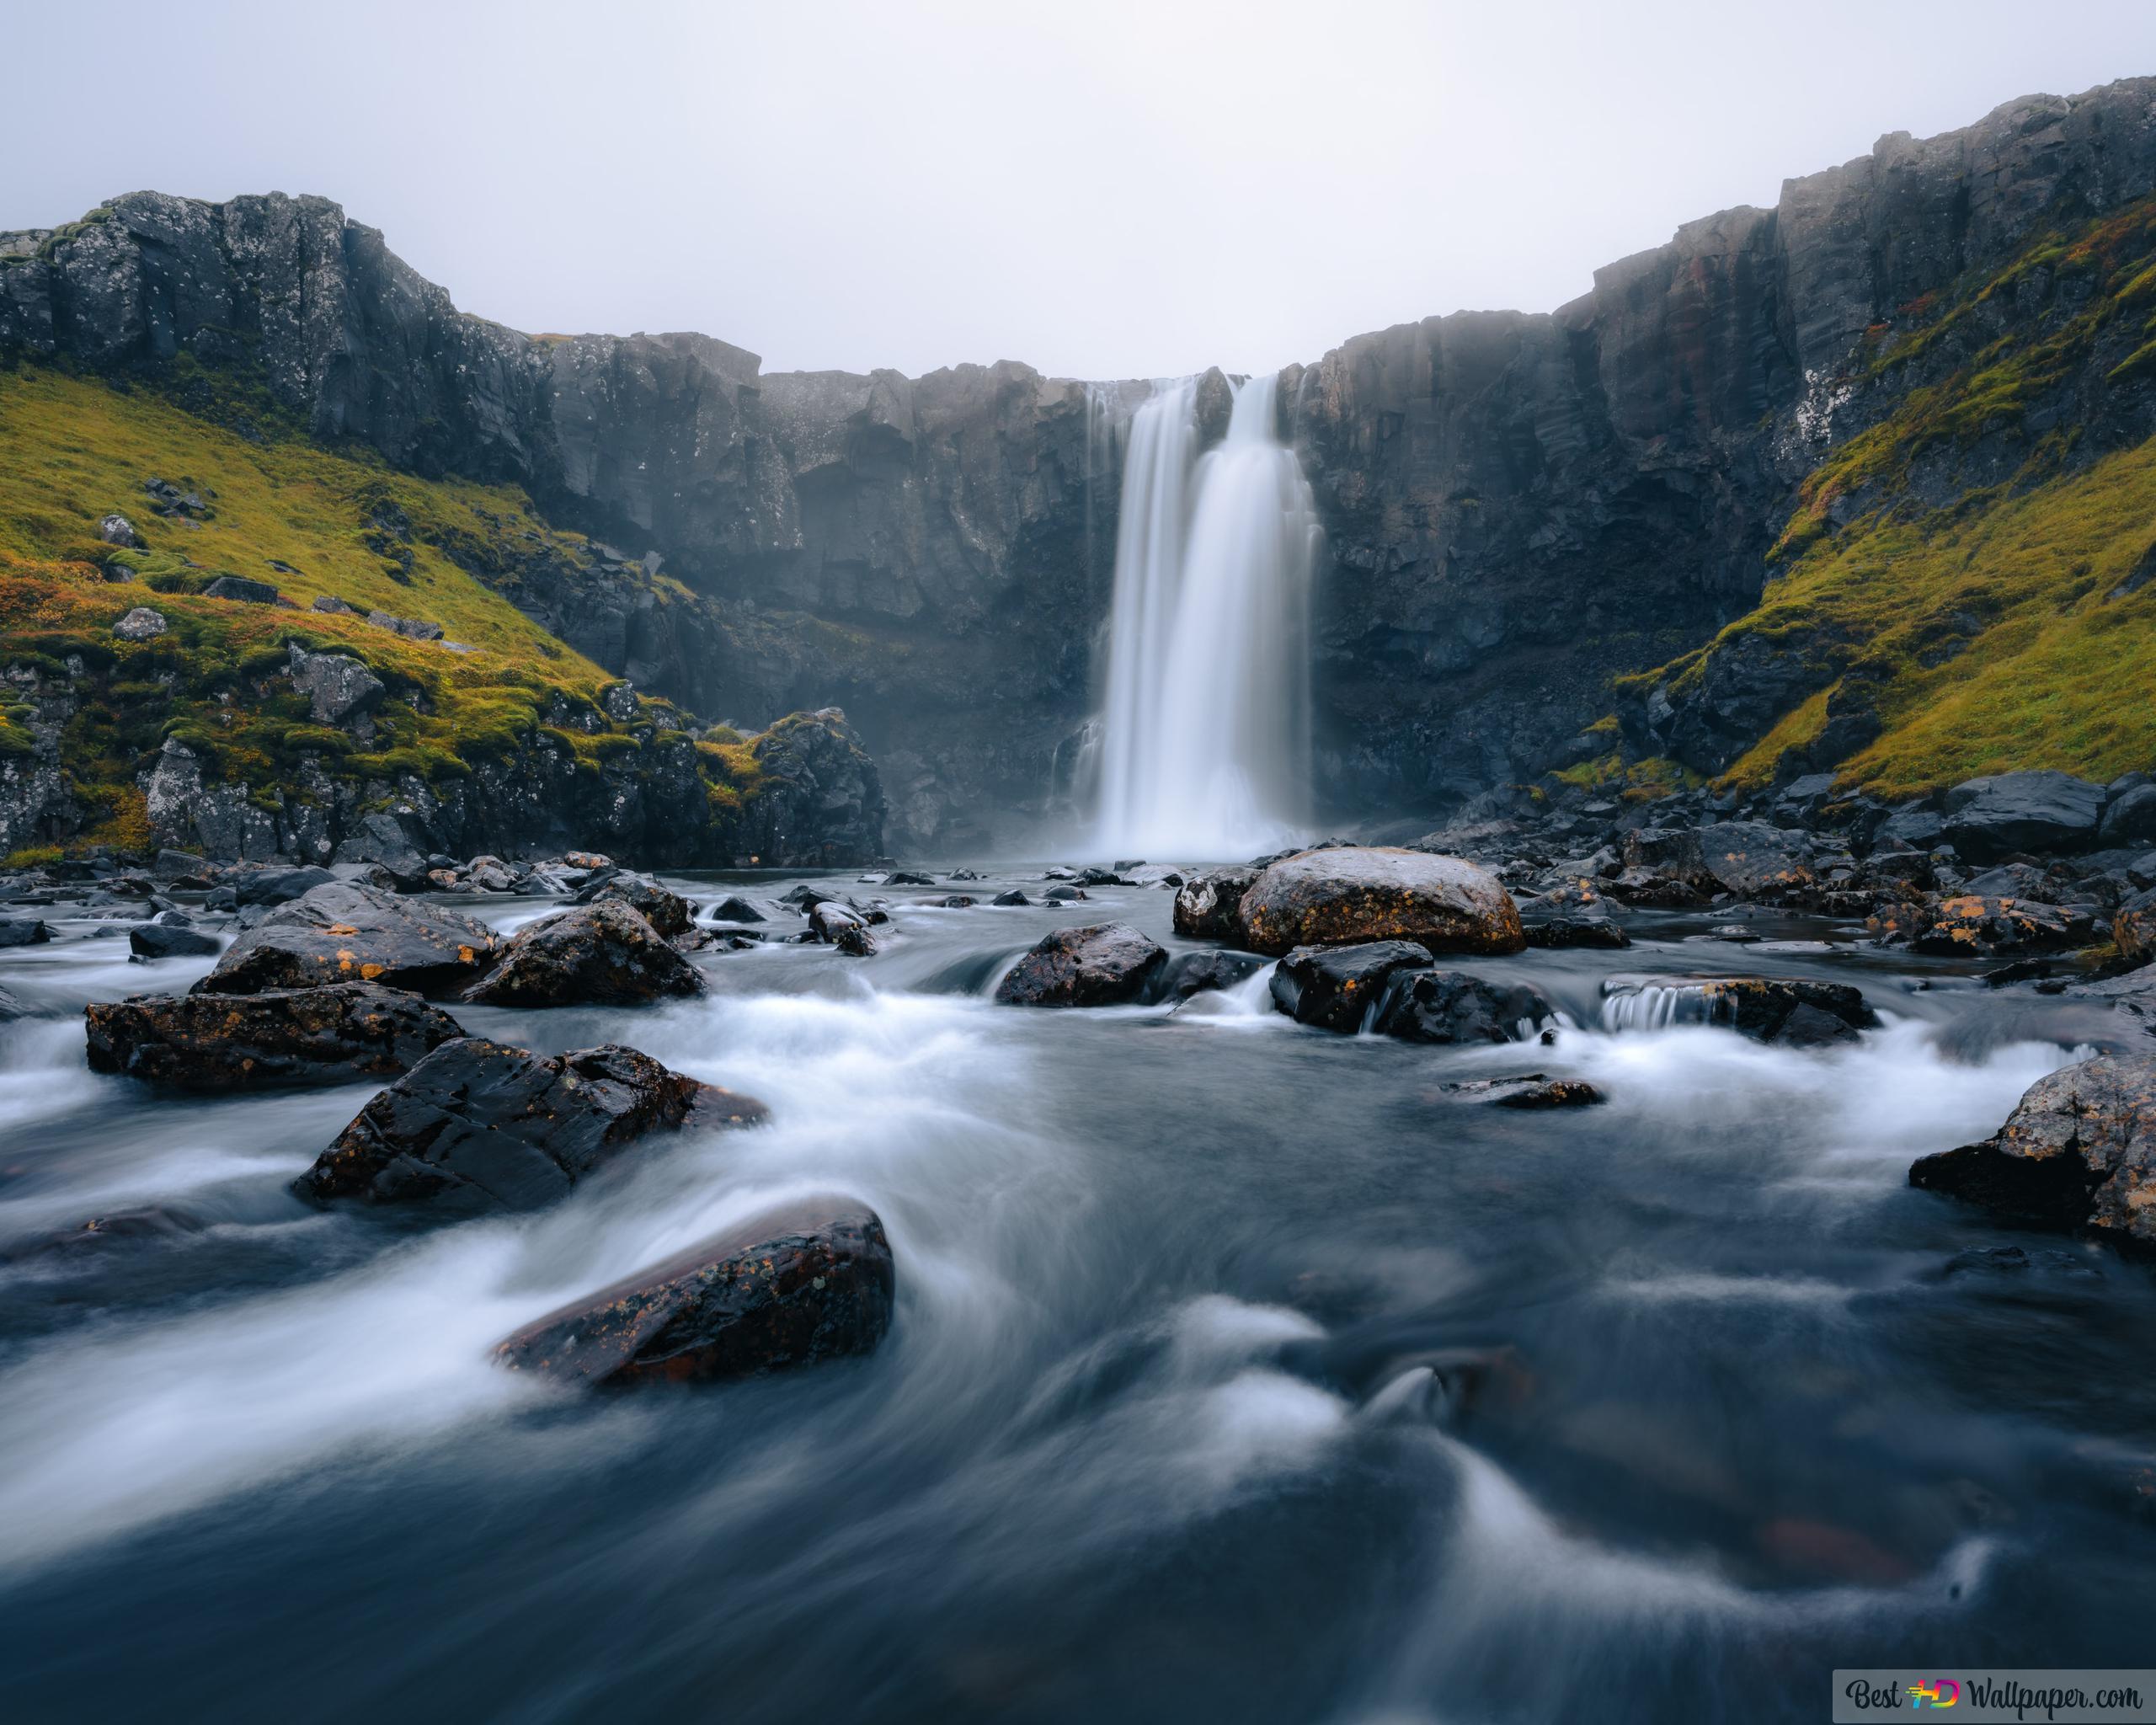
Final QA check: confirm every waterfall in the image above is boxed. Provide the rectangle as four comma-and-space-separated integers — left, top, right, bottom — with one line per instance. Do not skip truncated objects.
1091, 373, 1318, 858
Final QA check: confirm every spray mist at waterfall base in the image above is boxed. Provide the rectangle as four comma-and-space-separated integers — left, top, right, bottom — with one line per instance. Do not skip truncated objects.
1090, 373, 1320, 860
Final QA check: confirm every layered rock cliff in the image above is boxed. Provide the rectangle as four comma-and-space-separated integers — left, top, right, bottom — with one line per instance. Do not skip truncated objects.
8, 75, 2156, 845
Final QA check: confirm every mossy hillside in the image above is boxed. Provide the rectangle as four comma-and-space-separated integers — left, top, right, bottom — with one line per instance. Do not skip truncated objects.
1625, 194, 2156, 798
0, 372, 767, 854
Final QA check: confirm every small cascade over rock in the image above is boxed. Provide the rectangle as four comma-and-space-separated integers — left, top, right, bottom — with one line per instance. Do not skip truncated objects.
1092, 374, 1318, 857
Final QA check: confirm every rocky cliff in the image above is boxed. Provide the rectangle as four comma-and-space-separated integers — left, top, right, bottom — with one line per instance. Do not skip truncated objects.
8, 76, 2156, 845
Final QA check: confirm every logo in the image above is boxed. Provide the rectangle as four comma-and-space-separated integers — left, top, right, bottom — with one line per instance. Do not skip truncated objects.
1906, 1680, 1960, 1709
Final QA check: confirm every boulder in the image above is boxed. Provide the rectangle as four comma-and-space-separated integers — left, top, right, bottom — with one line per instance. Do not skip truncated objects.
203, 574, 280, 604
1235, 847, 1524, 958
1521, 912, 1631, 950
294, 1039, 766, 1212
463, 900, 704, 1006
1910, 1054, 2156, 1247
85, 982, 462, 1090
990, 889, 1030, 907
1696, 822, 1817, 900
1874, 806, 1947, 851
1620, 827, 1707, 884
994, 922, 1167, 1007
1270, 940, 1434, 1032
570, 868, 694, 938
707, 895, 766, 923
2100, 783, 2156, 848
286, 644, 385, 725
311, 594, 357, 615
1157, 950, 1266, 1002
232, 864, 337, 907
367, 609, 444, 640
331, 812, 433, 884
1602, 976, 1877, 1045
494, 1197, 894, 1388
0, 917, 51, 948
810, 900, 879, 957
99, 512, 143, 547
1870, 895, 2099, 957
1941, 771, 2107, 861
199, 880, 498, 997
110, 606, 166, 641
128, 922, 220, 959
1372, 969, 1554, 1044
1172, 865, 1258, 939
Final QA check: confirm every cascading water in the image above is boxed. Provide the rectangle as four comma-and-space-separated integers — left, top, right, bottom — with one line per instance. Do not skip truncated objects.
1091, 373, 1318, 857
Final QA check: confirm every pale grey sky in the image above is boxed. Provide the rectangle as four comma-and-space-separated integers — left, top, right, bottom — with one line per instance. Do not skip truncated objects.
6, 1, 2156, 381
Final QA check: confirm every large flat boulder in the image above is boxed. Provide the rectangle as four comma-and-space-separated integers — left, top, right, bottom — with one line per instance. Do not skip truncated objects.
85, 983, 463, 1090
1235, 847, 1523, 958
462, 900, 703, 1007
293, 1039, 766, 1213
1941, 771, 2107, 861
1910, 1054, 2156, 1247
1870, 894, 2100, 957
199, 881, 498, 997
1270, 940, 1433, 1032
994, 922, 1166, 1007
494, 1197, 894, 1388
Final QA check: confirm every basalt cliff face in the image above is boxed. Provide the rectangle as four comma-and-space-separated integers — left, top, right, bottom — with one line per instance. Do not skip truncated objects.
8, 76, 2156, 850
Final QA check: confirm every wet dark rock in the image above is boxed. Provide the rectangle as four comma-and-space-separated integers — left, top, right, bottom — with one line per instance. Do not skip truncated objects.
994, 922, 1167, 1007
1941, 772, 2107, 862
1156, 950, 1265, 1003
85, 982, 462, 1089
1270, 940, 1434, 1032
1870, 895, 2099, 957
809, 900, 879, 957
1910, 1053, 2156, 1248
0, 917, 51, 947
1371, 969, 1554, 1044
463, 900, 703, 1006
930, 895, 976, 909
1695, 822, 1819, 900
885, 870, 936, 886
1042, 885, 1088, 904
294, 1039, 766, 1213
1605, 975, 1877, 1045
1443, 1073, 1608, 1108
232, 864, 338, 906
1171, 865, 1257, 939
2116, 888, 2156, 967
1522, 912, 1630, 950
990, 889, 1030, 907
128, 921, 221, 959
570, 868, 693, 938
2100, 784, 2156, 848
200, 880, 499, 997
707, 895, 766, 923
1236, 847, 1524, 958
494, 1197, 894, 1387
0, 1205, 206, 1263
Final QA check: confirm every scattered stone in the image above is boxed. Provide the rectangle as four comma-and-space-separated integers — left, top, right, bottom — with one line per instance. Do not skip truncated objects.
1043, 884, 1088, 904
2100, 783, 2156, 848
1372, 969, 1554, 1044
366, 609, 445, 640
1910, 1053, 2156, 1248
232, 864, 338, 907
707, 895, 766, 923
311, 594, 357, 615
1172, 865, 1258, 939
1236, 847, 1524, 958
930, 895, 976, 909
886, 870, 936, 886
294, 1039, 766, 1213
1522, 912, 1630, 950
463, 900, 704, 1006
1601, 975, 1877, 1045
1443, 1073, 1608, 1108
809, 900, 879, 957
995, 922, 1167, 1007
990, 889, 1030, 907
0, 917, 51, 948
99, 512, 143, 547
286, 644, 385, 725
85, 982, 463, 1090
1270, 940, 1434, 1032
110, 606, 166, 640
494, 1197, 894, 1387
203, 574, 280, 604
1870, 895, 2098, 957
200, 880, 498, 997
128, 922, 221, 959
1157, 950, 1266, 1002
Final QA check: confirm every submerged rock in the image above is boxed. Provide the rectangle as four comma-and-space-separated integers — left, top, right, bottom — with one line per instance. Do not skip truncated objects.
1910, 1053, 2156, 1248
294, 1039, 766, 1213
200, 881, 498, 997
1171, 865, 1257, 939
1372, 969, 1554, 1044
994, 922, 1166, 1007
1443, 1073, 1608, 1108
1235, 847, 1524, 958
1270, 940, 1433, 1032
85, 983, 462, 1089
464, 900, 703, 1006
494, 1197, 894, 1388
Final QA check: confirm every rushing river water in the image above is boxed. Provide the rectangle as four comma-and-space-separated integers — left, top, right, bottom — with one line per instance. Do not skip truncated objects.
2, 869, 2153, 1723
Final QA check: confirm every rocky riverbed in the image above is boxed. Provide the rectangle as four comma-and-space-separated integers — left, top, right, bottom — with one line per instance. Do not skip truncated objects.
2, 832, 2154, 1722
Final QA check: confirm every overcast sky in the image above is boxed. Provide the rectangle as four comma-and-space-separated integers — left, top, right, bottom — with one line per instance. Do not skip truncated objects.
7, 2, 2156, 380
